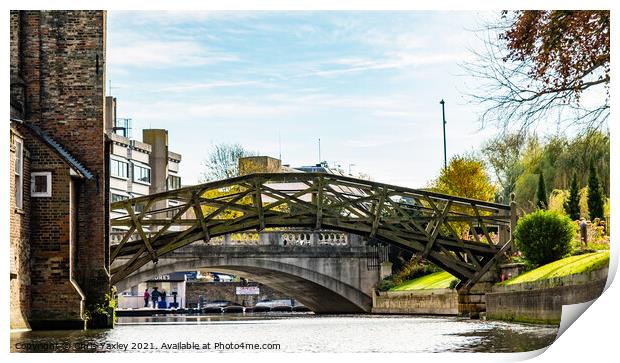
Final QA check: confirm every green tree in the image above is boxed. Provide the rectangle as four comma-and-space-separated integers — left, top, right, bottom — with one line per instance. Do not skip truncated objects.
430, 154, 497, 239
564, 173, 581, 220
431, 154, 497, 201
511, 131, 609, 213
536, 173, 548, 209
481, 132, 525, 202
587, 160, 605, 220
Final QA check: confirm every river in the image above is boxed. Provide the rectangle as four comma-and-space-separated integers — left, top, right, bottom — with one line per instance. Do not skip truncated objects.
10, 314, 558, 353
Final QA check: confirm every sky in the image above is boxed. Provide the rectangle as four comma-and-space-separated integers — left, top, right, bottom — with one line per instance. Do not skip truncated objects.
106, 11, 501, 188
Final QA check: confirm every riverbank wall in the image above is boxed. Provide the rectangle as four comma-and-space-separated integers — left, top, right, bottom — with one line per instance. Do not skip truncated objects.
371, 267, 608, 323
372, 289, 458, 315
485, 267, 608, 325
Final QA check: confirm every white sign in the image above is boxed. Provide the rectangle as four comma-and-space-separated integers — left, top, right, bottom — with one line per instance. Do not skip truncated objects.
236, 286, 260, 295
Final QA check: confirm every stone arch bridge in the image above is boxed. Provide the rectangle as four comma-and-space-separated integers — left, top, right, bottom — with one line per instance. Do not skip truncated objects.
110, 173, 515, 312
114, 231, 387, 313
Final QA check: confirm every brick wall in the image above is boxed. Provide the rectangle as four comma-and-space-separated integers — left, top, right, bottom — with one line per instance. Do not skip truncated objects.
10, 12, 25, 114
185, 281, 289, 308
10, 10, 109, 328
9, 128, 31, 330
27, 139, 83, 322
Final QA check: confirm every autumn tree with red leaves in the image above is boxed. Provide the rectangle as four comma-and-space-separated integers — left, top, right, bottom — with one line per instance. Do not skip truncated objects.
464, 11, 609, 133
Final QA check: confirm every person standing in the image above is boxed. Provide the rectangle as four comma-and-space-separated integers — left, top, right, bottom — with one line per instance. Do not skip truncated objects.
143, 288, 150, 308
161, 290, 167, 308
151, 287, 160, 309
580, 218, 588, 249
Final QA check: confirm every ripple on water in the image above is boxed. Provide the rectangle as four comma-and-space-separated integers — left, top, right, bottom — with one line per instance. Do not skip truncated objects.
10, 314, 559, 353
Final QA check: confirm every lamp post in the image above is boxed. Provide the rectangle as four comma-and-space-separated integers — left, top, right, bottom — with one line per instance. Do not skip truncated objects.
440, 99, 447, 170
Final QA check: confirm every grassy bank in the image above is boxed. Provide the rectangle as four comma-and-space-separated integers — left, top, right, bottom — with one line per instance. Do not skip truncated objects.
387, 251, 608, 291
389, 271, 455, 291
500, 251, 609, 286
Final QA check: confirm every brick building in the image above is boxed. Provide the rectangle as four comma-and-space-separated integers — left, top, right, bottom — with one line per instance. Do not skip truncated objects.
10, 10, 109, 330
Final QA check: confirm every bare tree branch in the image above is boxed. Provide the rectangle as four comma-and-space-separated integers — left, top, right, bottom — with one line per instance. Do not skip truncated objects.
460, 12, 610, 135
200, 143, 256, 182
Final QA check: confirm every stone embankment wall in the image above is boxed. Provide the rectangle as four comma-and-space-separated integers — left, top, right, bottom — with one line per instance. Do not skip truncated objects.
485, 267, 608, 325
372, 289, 458, 315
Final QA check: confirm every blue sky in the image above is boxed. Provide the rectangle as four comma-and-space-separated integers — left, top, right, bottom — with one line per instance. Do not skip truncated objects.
106, 11, 500, 188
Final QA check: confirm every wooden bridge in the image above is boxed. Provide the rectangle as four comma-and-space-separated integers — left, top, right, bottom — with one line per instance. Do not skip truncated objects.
110, 172, 516, 291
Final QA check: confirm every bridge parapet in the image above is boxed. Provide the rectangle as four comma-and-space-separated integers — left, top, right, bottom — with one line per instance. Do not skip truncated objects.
112, 229, 354, 248
209, 230, 352, 247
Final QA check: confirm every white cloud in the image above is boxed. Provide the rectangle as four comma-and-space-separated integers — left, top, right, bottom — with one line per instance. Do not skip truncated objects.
344, 139, 407, 149
109, 11, 259, 27
153, 80, 267, 93
119, 99, 297, 124
106, 11, 499, 187
293, 51, 469, 79
372, 110, 433, 119
108, 39, 239, 68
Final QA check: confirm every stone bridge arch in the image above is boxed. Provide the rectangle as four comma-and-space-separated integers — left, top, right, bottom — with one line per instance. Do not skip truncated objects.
114, 242, 381, 313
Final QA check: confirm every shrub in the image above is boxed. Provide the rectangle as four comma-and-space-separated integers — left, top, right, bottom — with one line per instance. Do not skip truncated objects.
448, 278, 461, 289
377, 277, 395, 291
514, 210, 575, 266
548, 189, 568, 215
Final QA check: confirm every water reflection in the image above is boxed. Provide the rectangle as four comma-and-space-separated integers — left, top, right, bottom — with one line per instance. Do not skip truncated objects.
11, 314, 558, 353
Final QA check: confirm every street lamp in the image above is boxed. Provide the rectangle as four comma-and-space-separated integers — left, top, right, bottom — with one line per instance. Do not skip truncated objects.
440, 99, 447, 170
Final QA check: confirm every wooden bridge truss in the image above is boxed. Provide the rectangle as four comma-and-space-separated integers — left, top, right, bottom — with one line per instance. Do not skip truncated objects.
110, 173, 516, 291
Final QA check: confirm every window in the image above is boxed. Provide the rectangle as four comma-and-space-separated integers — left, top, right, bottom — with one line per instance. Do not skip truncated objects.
31, 172, 52, 197
167, 175, 181, 190
133, 164, 151, 184
111, 193, 129, 203
14, 138, 23, 209
115, 118, 132, 138
110, 158, 129, 179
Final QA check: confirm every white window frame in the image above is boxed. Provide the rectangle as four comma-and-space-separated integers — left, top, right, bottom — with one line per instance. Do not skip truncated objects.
167, 174, 181, 190
110, 156, 130, 180
132, 162, 151, 185
31, 171, 52, 197
14, 137, 24, 209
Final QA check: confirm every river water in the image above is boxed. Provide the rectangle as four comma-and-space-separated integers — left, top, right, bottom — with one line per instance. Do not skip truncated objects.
11, 314, 558, 353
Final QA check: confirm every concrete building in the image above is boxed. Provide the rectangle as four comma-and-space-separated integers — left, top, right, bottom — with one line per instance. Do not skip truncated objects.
10, 10, 108, 330
238, 156, 356, 176
105, 96, 186, 304
105, 96, 183, 241
238, 156, 296, 175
